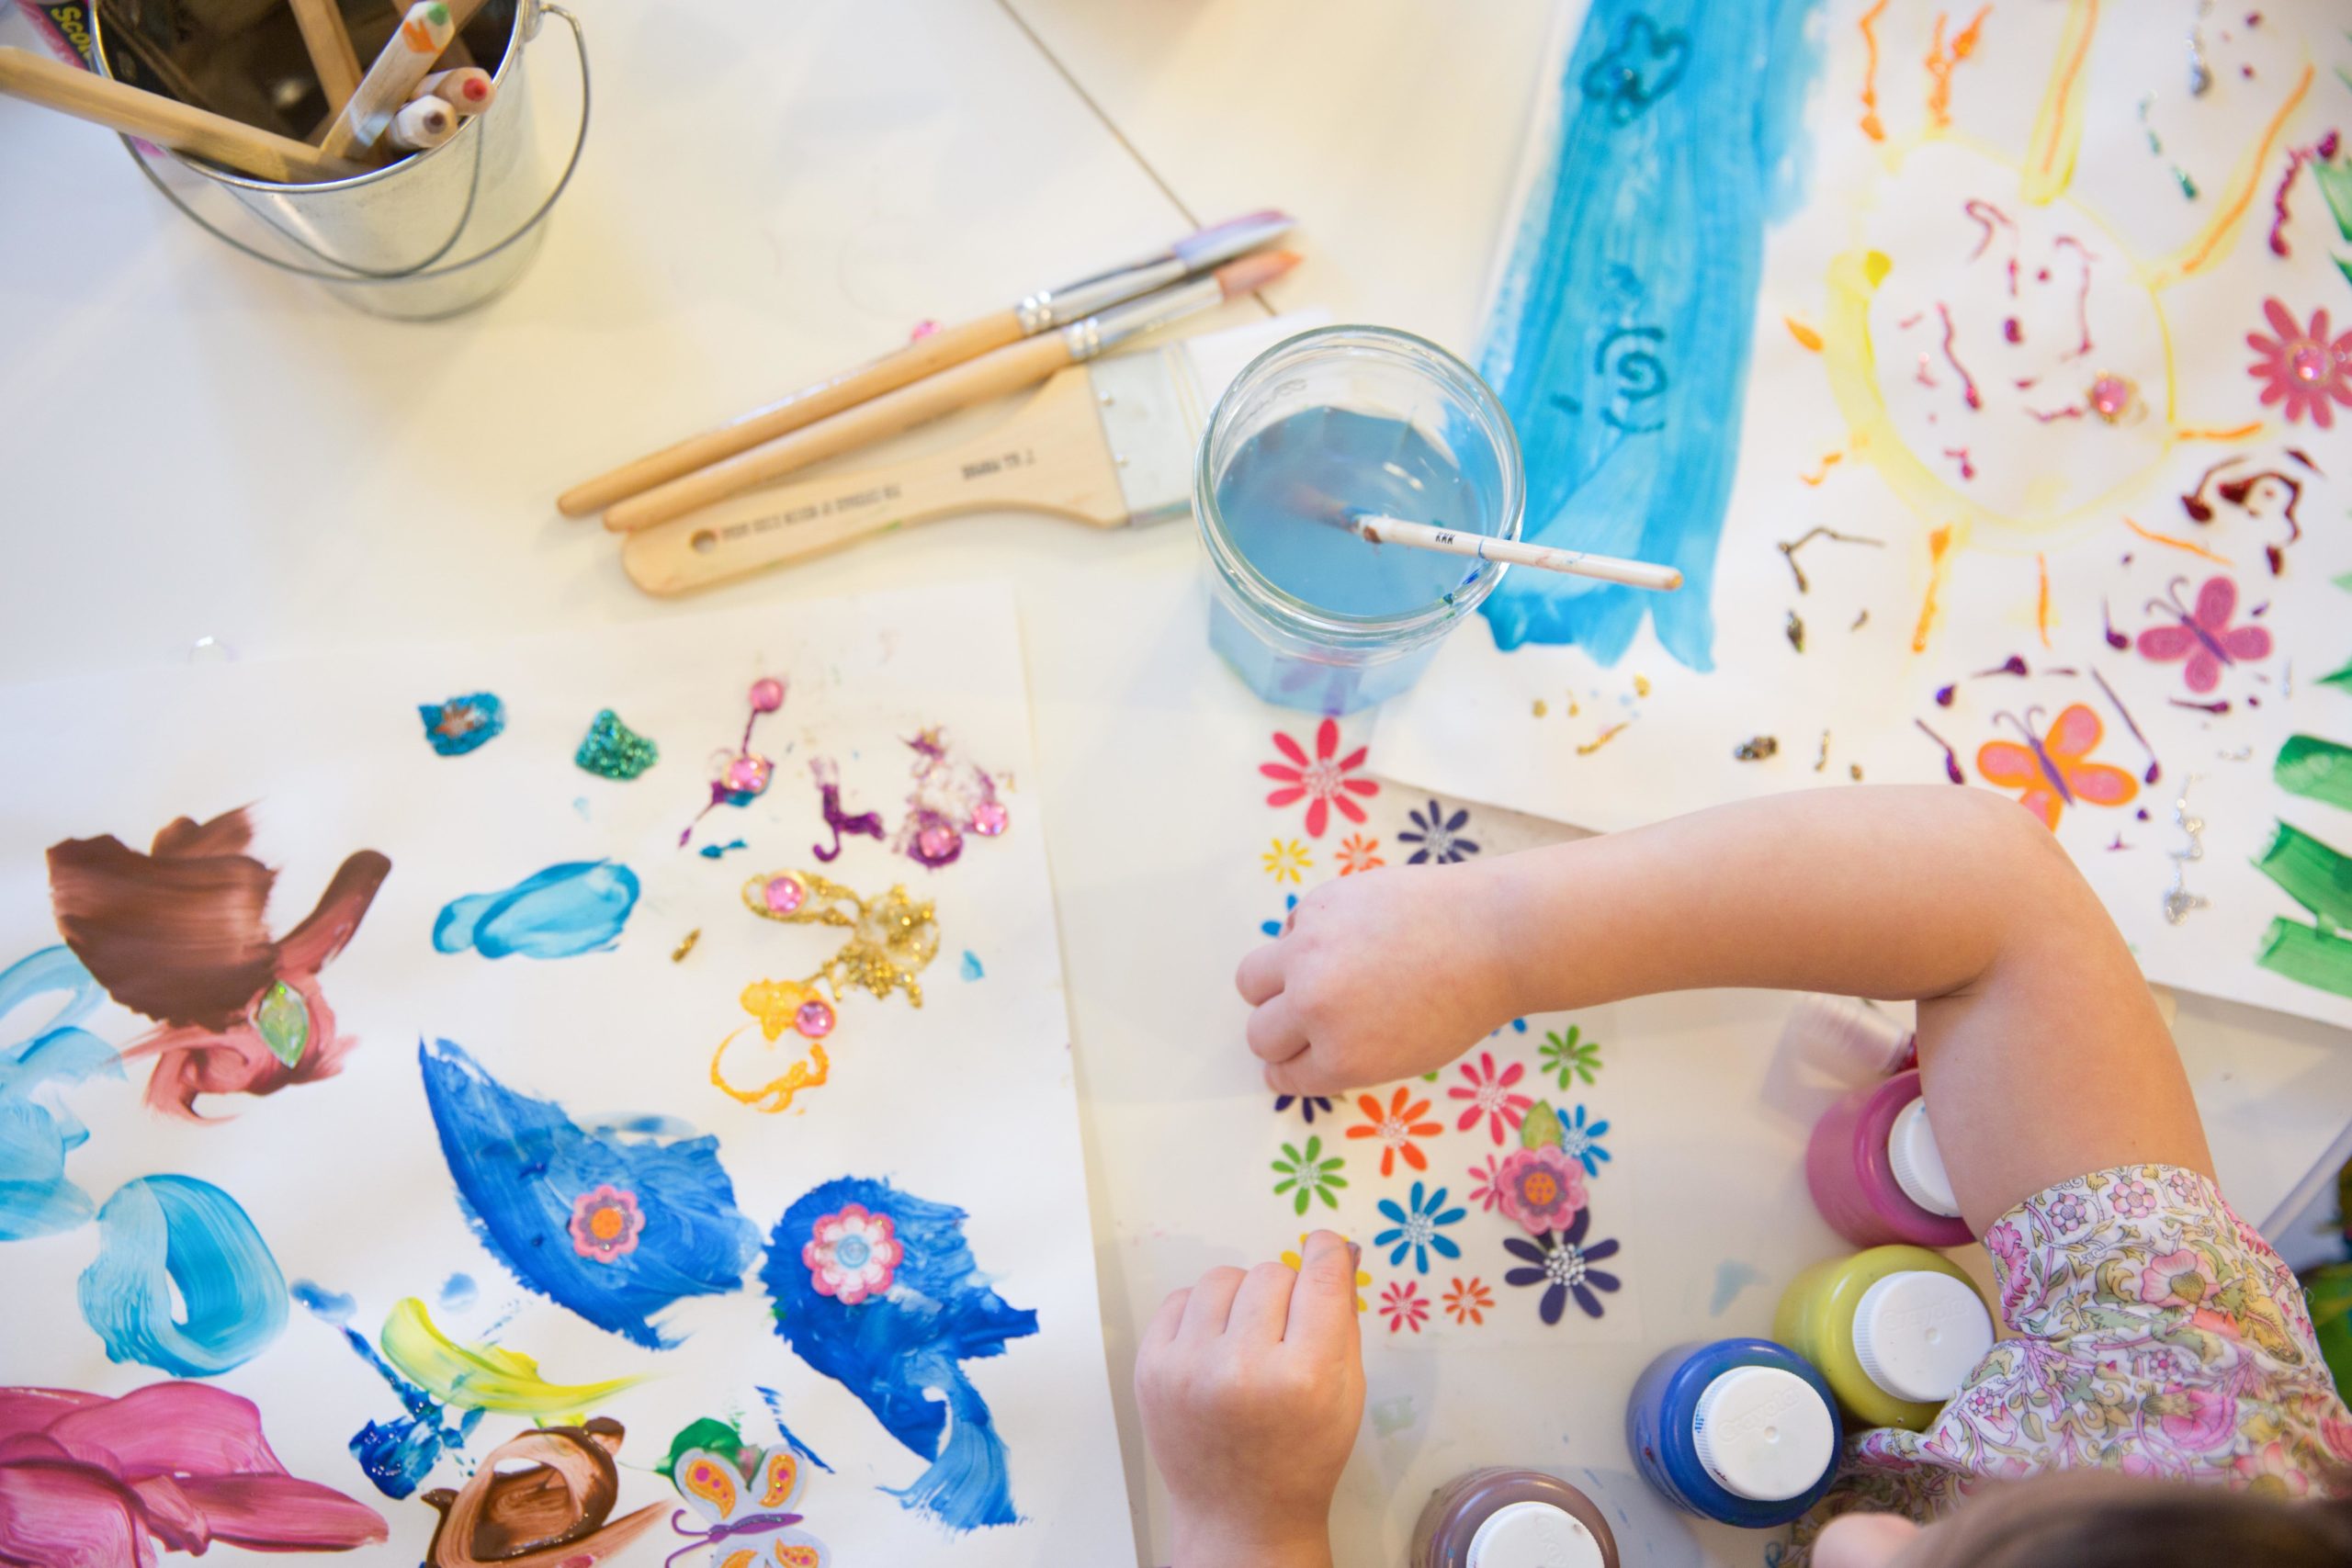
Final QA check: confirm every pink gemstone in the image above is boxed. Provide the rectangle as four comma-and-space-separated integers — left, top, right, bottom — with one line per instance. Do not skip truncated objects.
2088, 375, 2132, 421
763, 875, 806, 915
917, 823, 960, 861
970, 800, 1009, 837
795, 998, 836, 1038
2290, 345, 2327, 385
750, 678, 786, 713
726, 754, 774, 794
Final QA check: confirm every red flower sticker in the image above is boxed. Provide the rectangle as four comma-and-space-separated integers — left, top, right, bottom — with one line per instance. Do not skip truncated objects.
2245, 299, 2352, 428
1261, 719, 1379, 838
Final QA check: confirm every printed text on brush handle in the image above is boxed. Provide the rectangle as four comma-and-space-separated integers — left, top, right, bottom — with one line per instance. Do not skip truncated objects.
702, 449, 1038, 547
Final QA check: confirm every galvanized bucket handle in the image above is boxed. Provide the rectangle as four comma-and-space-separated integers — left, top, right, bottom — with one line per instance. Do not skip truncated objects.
119, 2, 590, 285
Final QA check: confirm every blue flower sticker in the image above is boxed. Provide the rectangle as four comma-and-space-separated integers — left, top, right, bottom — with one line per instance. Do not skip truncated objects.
1400, 800, 1479, 864
1274, 1092, 1334, 1124
1261, 894, 1299, 938
1555, 1102, 1612, 1176
1374, 1181, 1466, 1275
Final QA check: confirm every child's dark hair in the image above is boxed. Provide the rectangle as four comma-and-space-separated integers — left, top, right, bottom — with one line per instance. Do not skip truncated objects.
1905, 1472, 2352, 1567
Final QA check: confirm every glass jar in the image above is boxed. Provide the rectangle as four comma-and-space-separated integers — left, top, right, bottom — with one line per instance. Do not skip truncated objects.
1194, 325, 1523, 714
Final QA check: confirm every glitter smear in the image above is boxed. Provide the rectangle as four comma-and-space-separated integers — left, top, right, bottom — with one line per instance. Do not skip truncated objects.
2123, 515, 2233, 566
2161, 63, 2313, 283
1935, 303, 1981, 409
2036, 554, 2052, 648
2267, 131, 2340, 256
2021, 0, 2097, 205
1924, 8, 1991, 133
1857, 0, 1889, 141
1913, 525, 1956, 653
1916, 719, 1966, 784
1962, 199, 2018, 294
2051, 236, 2095, 358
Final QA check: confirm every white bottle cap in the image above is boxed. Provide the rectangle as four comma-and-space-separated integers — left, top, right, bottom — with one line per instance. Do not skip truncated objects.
1464, 1500, 1607, 1568
1850, 1270, 1995, 1404
1885, 1099, 1962, 1218
1689, 1367, 1837, 1503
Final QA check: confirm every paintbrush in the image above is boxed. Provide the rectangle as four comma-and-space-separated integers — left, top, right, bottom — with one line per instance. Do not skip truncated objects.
560, 209, 1296, 519
604, 248, 1301, 534
1339, 513, 1682, 591
619, 310, 1330, 595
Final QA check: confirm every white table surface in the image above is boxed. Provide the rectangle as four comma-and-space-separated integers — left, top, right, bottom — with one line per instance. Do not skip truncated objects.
4, 3, 2348, 1563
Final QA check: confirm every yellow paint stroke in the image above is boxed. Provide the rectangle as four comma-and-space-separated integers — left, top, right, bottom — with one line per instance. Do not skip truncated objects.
1577, 721, 1633, 756
1924, 6, 1991, 132
713, 1032, 830, 1113
1785, 316, 1825, 352
2155, 63, 2313, 287
2020, 0, 2098, 206
1913, 524, 1959, 653
1634, 674, 1652, 697
2035, 553, 2052, 649
1858, 0, 1889, 141
2175, 422, 2265, 443
2122, 514, 2233, 566
1800, 450, 1845, 486
379, 1298, 640, 1418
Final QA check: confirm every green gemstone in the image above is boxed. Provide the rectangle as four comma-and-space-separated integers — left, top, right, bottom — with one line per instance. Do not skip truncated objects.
575, 709, 660, 780
254, 979, 310, 1067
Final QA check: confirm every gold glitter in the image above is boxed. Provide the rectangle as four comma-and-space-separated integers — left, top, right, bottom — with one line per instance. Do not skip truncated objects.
740, 868, 941, 1007
1849, 762, 1865, 781
1532, 698, 1549, 717
1815, 731, 1831, 773
1567, 699, 1581, 716
1633, 675, 1651, 697
1576, 721, 1633, 756
672, 928, 701, 963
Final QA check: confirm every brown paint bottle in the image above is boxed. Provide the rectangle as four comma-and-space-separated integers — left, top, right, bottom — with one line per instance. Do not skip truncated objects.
1409, 1467, 1621, 1568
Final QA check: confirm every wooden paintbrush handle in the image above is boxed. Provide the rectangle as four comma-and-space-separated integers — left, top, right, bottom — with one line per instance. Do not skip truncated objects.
621, 367, 1126, 594
604, 332, 1075, 533
559, 311, 1025, 518
0, 48, 364, 184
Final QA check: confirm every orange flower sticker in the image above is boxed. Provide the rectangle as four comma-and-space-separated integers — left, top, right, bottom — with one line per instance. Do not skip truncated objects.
1443, 1276, 1494, 1325
1336, 834, 1385, 875
1345, 1086, 1442, 1177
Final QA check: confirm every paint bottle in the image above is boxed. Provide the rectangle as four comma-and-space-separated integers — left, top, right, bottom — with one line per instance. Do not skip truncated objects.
1625, 1338, 1842, 1529
1773, 1246, 1995, 1432
1194, 324, 1524, 715
1805, 1068, 1971, 1248
1781, 994, 1917, 1084
1409, 1468, 1621, 1568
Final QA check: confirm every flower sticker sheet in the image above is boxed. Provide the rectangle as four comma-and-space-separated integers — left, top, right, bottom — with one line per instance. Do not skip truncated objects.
1377, 0, 2352, 1029
0, 581, 1132, 1566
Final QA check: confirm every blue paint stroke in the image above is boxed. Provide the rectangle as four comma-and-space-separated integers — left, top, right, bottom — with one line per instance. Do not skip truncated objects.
79, 1174, 288, 1375
418, 1038, 758, 1348
697, 838, 749, 861
0, 946, 121, 1241
1477, 0, 1826, 667
1710, 1258, 1764, 1317
757, 1386, 835, 1474
432, 861, 640, 960
762, 1176, 1035, 1531
292, 1279, 358, 1324
438, 1272, 478, 1310
959, 951, 984, 982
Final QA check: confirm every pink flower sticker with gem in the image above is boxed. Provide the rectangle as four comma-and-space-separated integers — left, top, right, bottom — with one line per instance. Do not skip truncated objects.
1492, 1145, 1588, 1236
803, 1201, 901, 1305
568, 1183, 646, 1263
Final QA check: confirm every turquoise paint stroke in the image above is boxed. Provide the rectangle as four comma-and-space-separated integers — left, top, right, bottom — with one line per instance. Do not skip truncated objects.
1478, 0, 1826, 666
0, 945, 121, 1241
433, 860, 640, 960
79, 1174, 288, 1375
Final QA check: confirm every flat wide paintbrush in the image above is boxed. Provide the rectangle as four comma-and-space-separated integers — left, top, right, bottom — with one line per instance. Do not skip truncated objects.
560, 209, 1295, 519
621, 310, 1331, 595
605, 249, 1299, 533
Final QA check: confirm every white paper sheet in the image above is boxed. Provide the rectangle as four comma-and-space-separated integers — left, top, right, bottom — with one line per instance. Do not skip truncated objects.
0, 581, 1130, 1564
1379, 0, 2352, 1029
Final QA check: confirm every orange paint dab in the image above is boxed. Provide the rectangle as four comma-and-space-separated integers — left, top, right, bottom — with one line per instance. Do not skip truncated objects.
2175, 421, 2264, 443
2034, 552, 2052, 649
1785, 316, 1825, 352
1924, 6, 1992, 132
1799, 450, 1845, 486
1859, 0, 1890, 141
2121, 515, 2233, 566
1912, 525, 1955, 654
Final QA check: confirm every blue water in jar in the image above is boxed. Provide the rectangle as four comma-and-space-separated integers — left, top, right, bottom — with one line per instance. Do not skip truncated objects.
1207, 406, 1501, 714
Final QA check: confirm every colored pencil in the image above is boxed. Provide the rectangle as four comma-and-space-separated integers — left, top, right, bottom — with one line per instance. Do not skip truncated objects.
0, 46, 364, 184
1344, 513, 1682, 591
415, 66, 492, 114
603, 249, 1302, 533
318, 0, 451, 159
559, 209, 1296, 518
383, 94, 455, 151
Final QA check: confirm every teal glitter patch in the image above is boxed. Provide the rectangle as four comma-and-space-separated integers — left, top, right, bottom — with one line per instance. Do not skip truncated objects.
418, 692, 504, 756
252, 979, 309, 1067
576, 709, 659, 780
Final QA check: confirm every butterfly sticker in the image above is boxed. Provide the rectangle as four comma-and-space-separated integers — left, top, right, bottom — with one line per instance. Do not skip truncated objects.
1974, 705, 2139, 830
669, 1444, 826, 1568
2135, 575, 2271, 694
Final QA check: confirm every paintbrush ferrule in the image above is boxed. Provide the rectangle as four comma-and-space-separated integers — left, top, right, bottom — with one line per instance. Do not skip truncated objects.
1075, 275, 1226, 359
1018, 257, 1185, 333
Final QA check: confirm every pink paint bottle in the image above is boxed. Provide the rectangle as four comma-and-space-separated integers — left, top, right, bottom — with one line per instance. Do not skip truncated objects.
1410, 1468, 1620, 1568
1805, 1068, 1970, 1248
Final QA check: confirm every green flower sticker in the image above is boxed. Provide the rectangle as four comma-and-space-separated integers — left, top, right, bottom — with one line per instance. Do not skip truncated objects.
1272, 1135, 1348, 1215
1540, 1025, 1603, 1088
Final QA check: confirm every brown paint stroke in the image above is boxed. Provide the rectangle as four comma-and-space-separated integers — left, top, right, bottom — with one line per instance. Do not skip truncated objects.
45, 807, 391, 1119
421, 1420, 662, 1567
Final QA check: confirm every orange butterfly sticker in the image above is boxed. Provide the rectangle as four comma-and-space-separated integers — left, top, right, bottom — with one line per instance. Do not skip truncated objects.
1974, 704, 2138, 829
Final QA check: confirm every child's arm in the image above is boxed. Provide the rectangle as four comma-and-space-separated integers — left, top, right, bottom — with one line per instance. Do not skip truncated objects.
1135, 1231, 1364, 1568
1236, 786, 2211, 1232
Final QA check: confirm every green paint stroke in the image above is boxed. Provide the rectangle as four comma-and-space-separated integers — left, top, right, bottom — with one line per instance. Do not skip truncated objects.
2278, 736, 2352, 812
2316, 158, 2352, 242
2254, 821, 2352, 931
2257, 918, 2352, 999
2323, 659, 2352, 694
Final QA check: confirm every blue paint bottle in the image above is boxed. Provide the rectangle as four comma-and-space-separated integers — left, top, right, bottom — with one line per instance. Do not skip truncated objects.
1626, 1337, 1842, 1529
1196, 325, 1523, 714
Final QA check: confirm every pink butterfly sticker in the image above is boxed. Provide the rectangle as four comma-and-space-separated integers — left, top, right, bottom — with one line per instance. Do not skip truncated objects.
2134, 575, 2270, 694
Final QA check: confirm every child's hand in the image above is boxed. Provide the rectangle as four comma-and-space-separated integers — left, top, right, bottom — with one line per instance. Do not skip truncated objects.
1135, 1232, 1365, 1568
1236, 863, 1518, 1094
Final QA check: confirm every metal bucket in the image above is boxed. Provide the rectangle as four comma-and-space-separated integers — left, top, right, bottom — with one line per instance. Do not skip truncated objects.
92, 0, 590, 320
